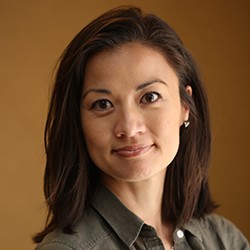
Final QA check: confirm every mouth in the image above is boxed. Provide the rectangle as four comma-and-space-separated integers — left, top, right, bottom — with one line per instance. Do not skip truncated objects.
112, 144, 154, 158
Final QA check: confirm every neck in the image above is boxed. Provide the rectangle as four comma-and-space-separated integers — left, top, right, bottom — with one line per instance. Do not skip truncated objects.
102, 169, 173, 246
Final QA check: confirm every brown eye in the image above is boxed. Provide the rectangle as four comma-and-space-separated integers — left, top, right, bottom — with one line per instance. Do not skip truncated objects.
91, 99, 113, 111
141, 92, 161, 104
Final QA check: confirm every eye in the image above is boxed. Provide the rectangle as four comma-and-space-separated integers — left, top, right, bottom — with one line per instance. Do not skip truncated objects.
141, 92, 161, 104
91, 99, 113, 111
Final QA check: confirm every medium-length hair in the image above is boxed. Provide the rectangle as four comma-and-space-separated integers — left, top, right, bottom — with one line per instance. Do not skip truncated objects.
34, 6, 217, 243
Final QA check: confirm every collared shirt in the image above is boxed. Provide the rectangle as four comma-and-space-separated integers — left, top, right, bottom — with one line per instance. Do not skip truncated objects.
36, 186, 250, 250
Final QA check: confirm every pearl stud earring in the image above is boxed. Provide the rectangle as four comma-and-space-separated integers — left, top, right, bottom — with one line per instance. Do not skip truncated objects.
184, 121, 190, 128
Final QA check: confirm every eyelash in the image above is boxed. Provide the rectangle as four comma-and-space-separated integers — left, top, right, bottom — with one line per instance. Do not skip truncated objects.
91, 99, 113, 111
90, 91, 162, 112
140, 91, 162, 104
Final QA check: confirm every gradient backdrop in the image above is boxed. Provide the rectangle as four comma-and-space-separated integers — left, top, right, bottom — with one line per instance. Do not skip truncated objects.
0, 0, 249, 249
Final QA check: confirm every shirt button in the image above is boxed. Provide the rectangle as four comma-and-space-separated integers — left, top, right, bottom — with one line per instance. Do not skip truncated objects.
176, 229, 184, 239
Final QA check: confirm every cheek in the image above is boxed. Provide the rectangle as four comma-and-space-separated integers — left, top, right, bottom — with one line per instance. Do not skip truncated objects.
82, 118, 111, 154
154, 120, 180, 145
149, 108, 181, 148
149, 107, 181, 132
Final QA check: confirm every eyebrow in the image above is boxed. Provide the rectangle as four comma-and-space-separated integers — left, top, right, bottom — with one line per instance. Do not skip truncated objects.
81, 79, 167, 99
136, 79, 167, 90
81, 88, 111, 99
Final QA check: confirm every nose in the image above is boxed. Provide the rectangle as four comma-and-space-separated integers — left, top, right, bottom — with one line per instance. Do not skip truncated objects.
114, 107, 146, 138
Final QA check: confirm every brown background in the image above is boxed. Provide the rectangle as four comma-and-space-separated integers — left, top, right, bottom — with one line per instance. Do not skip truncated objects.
0, 0, 249, 249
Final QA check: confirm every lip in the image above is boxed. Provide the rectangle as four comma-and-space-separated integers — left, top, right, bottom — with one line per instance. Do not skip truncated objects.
112, 144, 154, 158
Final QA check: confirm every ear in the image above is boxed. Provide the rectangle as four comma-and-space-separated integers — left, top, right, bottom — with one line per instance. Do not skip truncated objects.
185, 85, 192, 96
181, 85, 192, 122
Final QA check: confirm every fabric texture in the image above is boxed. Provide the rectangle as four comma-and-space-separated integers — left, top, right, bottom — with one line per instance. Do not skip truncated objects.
35, 186, 250, 250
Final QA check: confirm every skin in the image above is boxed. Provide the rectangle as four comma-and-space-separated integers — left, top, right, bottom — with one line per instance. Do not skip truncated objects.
81, 42, 191, 248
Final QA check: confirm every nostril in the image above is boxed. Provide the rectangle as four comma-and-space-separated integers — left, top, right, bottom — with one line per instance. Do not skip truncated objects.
114, 123, 146, 138
113, 108, 146, 138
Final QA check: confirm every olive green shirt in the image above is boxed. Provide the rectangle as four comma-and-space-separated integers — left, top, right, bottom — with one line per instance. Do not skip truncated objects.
36, 186, 249, 250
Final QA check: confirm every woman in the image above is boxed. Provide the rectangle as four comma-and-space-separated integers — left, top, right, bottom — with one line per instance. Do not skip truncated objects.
34, 6, 249, 250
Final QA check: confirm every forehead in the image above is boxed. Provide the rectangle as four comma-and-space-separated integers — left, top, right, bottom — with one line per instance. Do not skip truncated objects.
83, 42, 178, 87
86, 42, 166, 66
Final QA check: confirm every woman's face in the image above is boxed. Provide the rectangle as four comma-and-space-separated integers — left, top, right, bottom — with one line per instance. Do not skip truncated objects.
81, 43, 190, 183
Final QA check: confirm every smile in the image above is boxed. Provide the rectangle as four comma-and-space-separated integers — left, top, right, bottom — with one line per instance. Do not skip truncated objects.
112, 144, 154, 158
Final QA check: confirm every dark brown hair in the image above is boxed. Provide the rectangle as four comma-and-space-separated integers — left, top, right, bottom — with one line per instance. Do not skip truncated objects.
34, 6, 217, 243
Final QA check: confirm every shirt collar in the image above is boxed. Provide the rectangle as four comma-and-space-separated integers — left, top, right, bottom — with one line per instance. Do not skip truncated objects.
91, 185, 144, 247
91, 185, 203, 245
182, 218, 203, 242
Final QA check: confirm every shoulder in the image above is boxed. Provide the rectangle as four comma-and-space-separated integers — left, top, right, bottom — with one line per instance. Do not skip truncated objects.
186, 214, 250, 249
35, 206, 113, 250
200, 214, 246, 238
